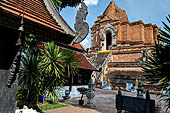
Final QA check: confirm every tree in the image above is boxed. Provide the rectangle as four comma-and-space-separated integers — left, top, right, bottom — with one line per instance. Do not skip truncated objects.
52, 0, 82, 11
63, 49, 79, 93
39, 42, 66, 99
18, 40, 66, 104
158, 14, 170, 45
141, 15, 170, 111
18, 34, 41, 103
18, 38, 80, 104
22, 34, 40, 56
19, 55, 41, 103
39, 42, 80, 100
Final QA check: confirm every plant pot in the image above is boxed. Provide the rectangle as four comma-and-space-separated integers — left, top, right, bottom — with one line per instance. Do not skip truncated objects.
79, 100, 84, 105
65, 90, 70, 97
38, 95, 44, 104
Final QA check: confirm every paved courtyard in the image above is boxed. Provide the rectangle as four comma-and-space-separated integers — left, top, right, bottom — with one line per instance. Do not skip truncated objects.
45, 89, 169, 113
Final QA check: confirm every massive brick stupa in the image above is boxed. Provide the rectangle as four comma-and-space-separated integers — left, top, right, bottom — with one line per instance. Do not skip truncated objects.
87, 1, 158, 88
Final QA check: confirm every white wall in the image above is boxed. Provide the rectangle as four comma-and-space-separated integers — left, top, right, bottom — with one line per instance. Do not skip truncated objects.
57, 85, 88, 99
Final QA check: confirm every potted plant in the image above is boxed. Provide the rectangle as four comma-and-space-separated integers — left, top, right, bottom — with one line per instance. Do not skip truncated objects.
77, 87, 88, 105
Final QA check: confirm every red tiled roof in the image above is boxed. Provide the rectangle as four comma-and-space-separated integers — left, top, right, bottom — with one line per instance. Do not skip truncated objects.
0, 0, 64, 32
74, 52, 97, 71
0, 0, 96, 71
53, 42, 86, 52
73, 43, 85, 51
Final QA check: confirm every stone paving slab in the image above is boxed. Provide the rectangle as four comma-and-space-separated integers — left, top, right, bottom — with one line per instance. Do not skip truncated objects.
45, 89, 169, 113
45, 89, 117, 113
44, 105, 102, 113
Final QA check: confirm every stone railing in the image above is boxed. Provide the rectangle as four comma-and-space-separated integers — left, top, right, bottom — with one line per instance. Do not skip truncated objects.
90, 53, 97, 67
91, 51, 112, 83
99, 51, 112, 75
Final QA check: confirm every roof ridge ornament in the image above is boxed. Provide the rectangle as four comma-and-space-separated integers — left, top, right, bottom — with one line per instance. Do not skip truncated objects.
17, 9, 26, 46
72, 1, 89, 44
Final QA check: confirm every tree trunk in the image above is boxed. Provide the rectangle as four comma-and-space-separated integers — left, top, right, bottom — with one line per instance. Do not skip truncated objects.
69, 74, 73, 94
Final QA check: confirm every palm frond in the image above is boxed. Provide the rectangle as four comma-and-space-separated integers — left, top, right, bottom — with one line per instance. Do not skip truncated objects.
140, 14, 170, 110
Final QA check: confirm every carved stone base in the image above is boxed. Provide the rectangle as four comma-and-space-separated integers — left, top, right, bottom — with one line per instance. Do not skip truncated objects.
85, 102, 96, 109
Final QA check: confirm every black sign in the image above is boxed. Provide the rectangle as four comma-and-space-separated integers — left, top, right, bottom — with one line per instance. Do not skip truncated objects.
116, 95, 155, 113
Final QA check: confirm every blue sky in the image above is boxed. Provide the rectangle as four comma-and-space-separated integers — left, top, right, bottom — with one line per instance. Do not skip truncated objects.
60, 0, 170, 49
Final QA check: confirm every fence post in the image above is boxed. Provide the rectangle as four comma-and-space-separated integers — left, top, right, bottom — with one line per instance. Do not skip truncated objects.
136, 76, 144, 98
116, 89, 122, 113
145, 90, 151, 113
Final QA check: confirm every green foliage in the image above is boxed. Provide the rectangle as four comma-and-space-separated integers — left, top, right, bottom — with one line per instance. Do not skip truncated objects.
19, 55, 41, 88
124, 111, 134, 113
16, 88, 30, 108
39, 103, 68, 111
40, 42, 64, 77
141, 44, 170, 86
19, 54, 41, 102
18, 37, 80, 104
22, 34, 40, 55
63, 49, 79, 77
46, 92, 59, 104
158, 14, 170, 45
63, 49, 79, 92
16, 88, 28, 101
140, 15, 170, 111
31, 103, 67, 112
52, 0, 82, 11
39, 42, 66, 100
18, 34, 42, 104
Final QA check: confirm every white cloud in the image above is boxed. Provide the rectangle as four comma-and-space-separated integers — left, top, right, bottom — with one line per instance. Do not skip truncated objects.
84, 0, 98, 6
80, 38, 89, 48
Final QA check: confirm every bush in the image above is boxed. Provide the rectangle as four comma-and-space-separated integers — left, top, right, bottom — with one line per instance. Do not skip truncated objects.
124, 111, 134, 113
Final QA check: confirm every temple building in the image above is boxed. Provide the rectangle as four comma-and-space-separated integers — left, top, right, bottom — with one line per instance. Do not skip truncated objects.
87, 1, 158, 88
0, 0, 96, 112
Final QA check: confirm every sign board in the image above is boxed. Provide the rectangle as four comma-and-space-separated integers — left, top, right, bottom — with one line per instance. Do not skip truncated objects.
102, 81, 107, 88
126, 83, 133, 91
116, 93, 155, 113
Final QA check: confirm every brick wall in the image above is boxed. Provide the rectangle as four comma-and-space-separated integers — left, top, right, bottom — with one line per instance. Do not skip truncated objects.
0, 70, 17, 113
90, 1, 157, 50
112, 52, 142, 62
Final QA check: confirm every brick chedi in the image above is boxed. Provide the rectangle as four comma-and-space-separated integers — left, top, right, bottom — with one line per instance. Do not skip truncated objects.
87, 1, 158, 88
96, 1, 128, 23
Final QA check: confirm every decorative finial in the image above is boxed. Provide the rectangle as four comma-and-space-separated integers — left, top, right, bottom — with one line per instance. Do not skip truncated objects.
73, 1, 89, 44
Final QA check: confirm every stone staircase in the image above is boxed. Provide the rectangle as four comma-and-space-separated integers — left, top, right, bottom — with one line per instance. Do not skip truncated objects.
91, 53, 108, 68
90, 52, 112, 83
90, 53, 144, 84
108, 62, 140, 68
